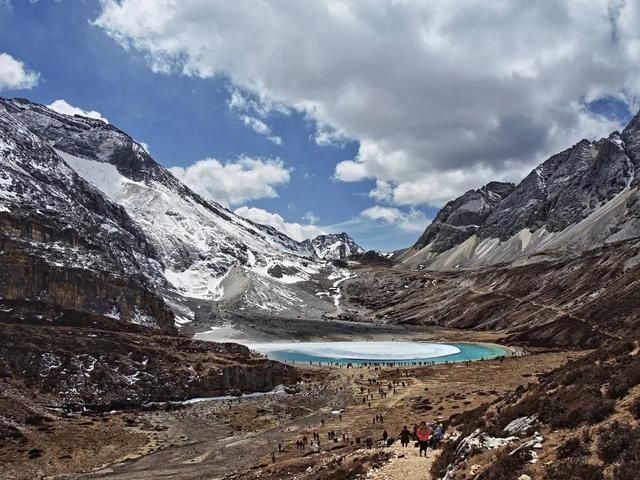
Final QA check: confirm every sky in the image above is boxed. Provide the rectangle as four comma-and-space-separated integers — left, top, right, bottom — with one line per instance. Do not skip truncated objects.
0, 0, 638, 251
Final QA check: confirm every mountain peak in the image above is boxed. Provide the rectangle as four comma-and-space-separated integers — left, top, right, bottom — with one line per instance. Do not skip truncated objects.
304, 232, 364, 260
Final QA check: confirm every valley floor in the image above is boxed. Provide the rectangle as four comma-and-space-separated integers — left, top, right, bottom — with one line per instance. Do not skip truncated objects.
0, 343, 580, 479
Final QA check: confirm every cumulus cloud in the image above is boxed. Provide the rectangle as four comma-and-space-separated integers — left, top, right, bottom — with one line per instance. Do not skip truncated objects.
234, 206, 325, 242
47, 99, 109, 123
169, 156, 290, 207
95, 0, 640, 207
360, 206, 429, 233
0, 52, 39, 90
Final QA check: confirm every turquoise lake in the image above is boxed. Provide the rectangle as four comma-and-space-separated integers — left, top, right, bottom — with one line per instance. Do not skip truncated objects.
248, 341, 509, 365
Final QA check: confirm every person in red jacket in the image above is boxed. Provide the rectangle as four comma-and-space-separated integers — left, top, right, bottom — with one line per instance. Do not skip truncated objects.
416, 421, 431, 457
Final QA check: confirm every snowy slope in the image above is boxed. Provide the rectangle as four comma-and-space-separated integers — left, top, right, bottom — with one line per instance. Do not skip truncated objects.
1, 98, 330, 319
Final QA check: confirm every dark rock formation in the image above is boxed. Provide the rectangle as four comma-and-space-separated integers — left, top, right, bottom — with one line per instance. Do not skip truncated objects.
413, 181, 515, 253
303, 232, 364, 260
0, 321, 298, 410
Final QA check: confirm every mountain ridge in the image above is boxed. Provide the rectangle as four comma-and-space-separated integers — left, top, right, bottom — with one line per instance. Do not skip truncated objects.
0, 97, 353, 330
402, 111, 640, 269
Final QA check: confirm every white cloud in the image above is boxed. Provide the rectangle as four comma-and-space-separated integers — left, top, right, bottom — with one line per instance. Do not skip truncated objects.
239, 114, 282, 145
47, 99, 109, 123
228, 87, 285, 144
234, 206, 325, 242
0, 52, 39, 90
303, 211, 319, 224
95, 0, 640, 207
360, 206, 429, 233
169, 156, 290, 207
312, 122, 349, 147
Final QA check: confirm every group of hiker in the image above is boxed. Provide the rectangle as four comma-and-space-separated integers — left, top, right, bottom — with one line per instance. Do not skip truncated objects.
399, 422, 444, 456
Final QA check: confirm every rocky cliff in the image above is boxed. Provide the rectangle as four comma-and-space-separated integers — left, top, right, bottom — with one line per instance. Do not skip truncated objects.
303, 232, 364, 260
403, 111, 640, 269
0, 99, 176, 333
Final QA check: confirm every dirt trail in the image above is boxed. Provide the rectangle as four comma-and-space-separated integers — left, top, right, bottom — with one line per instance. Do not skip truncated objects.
367, 443, 434, 480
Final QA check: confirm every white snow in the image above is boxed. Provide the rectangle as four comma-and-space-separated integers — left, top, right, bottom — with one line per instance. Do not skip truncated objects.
245, 341, 461, 360
59, 149, 325, 311
56, 150, 142, 198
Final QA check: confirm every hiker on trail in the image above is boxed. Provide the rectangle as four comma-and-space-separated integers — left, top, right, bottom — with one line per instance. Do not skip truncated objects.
380, 415, 384, 423
431, 424, 443, 449
271, 452, 276, 463
321, 419, 325, 426
303, 435, 308, 447
416, 421, 431, 457
400, 425, 411, 447
382, 430, 388, 442
412, 423, 418, 440
278, 443, 282, 452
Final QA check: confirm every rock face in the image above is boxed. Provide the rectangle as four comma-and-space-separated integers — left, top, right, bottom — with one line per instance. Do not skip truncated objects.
0, 98, 175, 333
303, 232, 364, 260
403, 111, 640, 269
412, 181, 515, 253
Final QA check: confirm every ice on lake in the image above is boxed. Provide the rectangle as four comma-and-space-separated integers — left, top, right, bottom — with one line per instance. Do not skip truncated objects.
246, 341, 461, 361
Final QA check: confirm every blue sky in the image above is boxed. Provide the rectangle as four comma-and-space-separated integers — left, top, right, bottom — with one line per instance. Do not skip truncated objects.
0, 0, 432, 250
0, 1, 637, 250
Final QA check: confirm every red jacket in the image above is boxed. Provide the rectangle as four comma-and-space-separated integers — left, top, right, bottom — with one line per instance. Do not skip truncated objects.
416, 427, 431, 442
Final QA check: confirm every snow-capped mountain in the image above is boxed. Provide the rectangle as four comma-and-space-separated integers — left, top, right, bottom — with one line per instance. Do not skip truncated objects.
402, 110, 640, 269
0, 99, 175, 331
303, 232, 364, 260
0, 98, 341, 327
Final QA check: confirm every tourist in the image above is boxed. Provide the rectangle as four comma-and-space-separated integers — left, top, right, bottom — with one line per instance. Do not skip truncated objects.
400, 425, 411, 447
416, 421, 431, 457
382, 430, 388, 442
431, 424, 443, 449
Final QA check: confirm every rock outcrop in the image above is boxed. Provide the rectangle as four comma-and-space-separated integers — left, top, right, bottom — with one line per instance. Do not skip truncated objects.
0, 321, 298, 410
303, 232, 364, 260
